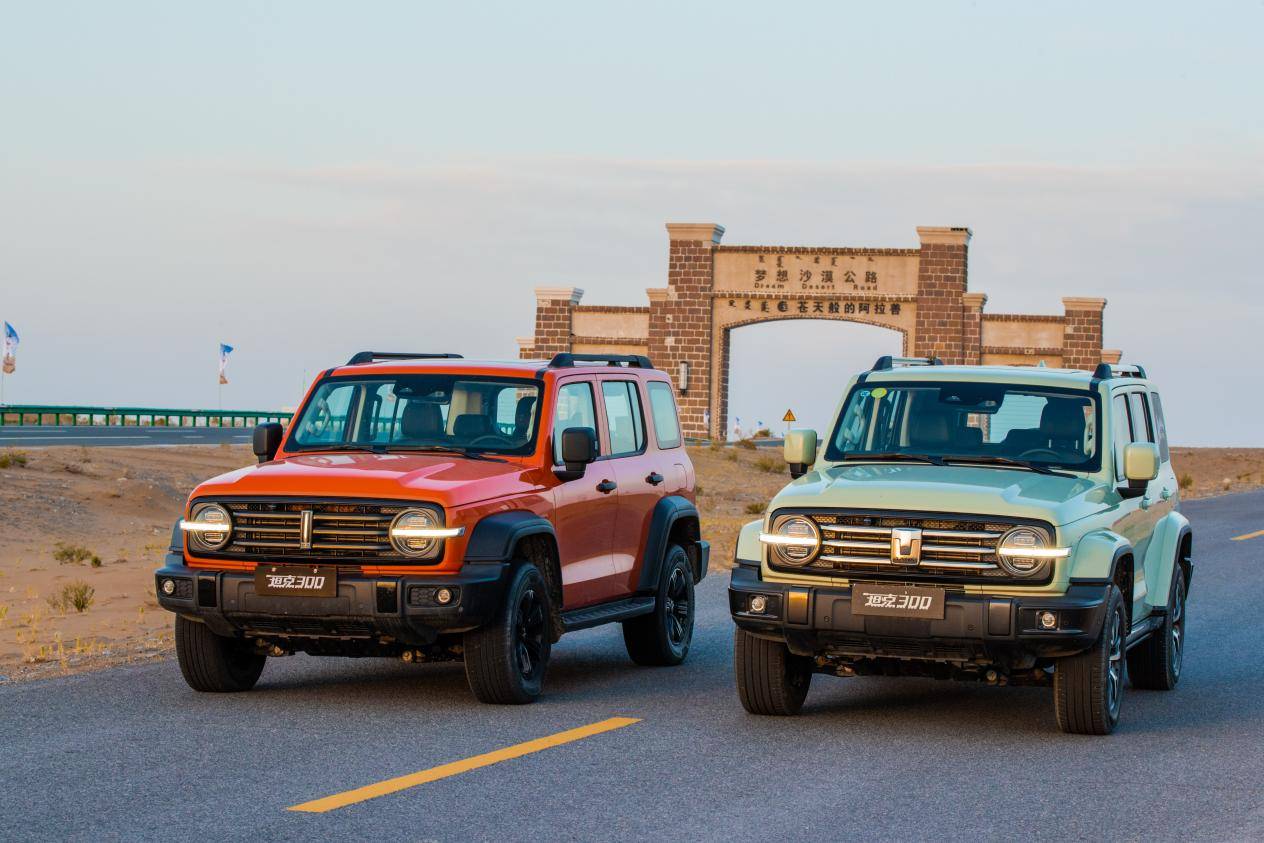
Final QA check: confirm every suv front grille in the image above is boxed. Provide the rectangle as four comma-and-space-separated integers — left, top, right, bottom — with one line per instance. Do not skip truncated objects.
781, 510, 1053, 585
192, 499, 425, 564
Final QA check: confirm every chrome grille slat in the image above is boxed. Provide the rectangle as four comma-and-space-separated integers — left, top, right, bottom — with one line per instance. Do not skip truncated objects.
211, 500, 423, 562
800, 512, 1026, 581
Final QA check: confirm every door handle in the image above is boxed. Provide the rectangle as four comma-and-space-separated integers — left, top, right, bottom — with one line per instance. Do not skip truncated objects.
1160, 487, 1172, 501
646, 472, 664, 486
596, 479, 617, 494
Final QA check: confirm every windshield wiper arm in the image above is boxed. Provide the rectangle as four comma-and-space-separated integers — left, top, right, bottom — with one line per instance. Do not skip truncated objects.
840, 452, 944, 466
397, 445, 505, 463
940, 454, 1071, 477
308, 444, 387, 454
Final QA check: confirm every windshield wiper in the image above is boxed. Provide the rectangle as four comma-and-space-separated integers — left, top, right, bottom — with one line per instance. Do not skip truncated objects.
395, 445, 506, 463
940, 454, 1072, 477
306, 444, 387, 454
840, 452, 945, 466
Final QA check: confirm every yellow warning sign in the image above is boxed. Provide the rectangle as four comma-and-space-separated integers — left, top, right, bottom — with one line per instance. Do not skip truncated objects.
782, 409, 796, 423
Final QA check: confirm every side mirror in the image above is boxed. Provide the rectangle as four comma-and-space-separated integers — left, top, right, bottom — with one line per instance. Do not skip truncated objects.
557, 427, 597, 480
253, 422, 284, 464
784, 429, 818, 479
1120, 441, 1159, 497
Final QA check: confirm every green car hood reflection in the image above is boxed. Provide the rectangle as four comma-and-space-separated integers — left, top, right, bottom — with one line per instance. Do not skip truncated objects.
772, 463, 1108, 528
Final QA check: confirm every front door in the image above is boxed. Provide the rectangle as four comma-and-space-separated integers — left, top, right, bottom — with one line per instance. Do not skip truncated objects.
597, 377, 661, 594
549, 377, 622, 608
1109, 389, 1164, 621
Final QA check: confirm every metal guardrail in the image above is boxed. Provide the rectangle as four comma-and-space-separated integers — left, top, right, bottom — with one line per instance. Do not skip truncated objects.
0, 404, 293, 428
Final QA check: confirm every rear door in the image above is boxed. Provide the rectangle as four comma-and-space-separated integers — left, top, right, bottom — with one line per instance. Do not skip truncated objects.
549, 376, 620, 608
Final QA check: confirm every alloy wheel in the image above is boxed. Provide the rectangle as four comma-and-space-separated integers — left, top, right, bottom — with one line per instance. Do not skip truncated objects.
1107, 610, 1125, 718
514, 587, 546, 680
1170, 576, 1185, 679
664, 567, 692, 647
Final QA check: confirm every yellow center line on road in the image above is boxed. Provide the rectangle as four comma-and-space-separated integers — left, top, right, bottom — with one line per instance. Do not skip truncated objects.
1231, 530, 1264, 541
287, 716, 641, 814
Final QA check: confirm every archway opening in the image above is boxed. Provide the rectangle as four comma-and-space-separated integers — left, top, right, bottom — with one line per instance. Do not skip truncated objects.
724, 319, 902, 439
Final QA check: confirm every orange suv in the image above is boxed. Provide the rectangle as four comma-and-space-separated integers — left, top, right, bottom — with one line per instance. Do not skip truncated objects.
155, 352, 707, 703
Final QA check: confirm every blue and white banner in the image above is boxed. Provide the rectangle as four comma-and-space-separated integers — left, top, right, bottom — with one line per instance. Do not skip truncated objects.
218, 343, 234, 385
2, 322, 17, 375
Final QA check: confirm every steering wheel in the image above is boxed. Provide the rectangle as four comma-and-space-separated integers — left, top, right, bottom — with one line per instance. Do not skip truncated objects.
1018, 447, 1061, 461
469, 433, 514, 448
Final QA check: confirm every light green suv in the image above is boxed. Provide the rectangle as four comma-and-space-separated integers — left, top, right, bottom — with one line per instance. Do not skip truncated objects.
729, 357, 1191, 735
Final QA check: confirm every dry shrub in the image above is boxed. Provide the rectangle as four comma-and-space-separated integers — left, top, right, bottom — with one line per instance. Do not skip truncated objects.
0, 449, 29, 469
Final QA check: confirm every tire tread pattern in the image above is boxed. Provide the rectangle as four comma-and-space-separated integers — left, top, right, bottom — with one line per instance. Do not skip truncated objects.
174, 616, 265, 693
734, 628, 811, 716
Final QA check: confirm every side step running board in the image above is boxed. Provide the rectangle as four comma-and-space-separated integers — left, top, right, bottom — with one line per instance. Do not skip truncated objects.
1125, 613, 1164, 650
561, 596, 656, 632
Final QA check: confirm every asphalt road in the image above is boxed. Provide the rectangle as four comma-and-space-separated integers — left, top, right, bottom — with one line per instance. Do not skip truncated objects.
0, 425, 251, 447
3, 490, 1262, 842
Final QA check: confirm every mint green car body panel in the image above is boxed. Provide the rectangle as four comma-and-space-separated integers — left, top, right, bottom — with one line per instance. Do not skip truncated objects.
750, 364, 1189, 619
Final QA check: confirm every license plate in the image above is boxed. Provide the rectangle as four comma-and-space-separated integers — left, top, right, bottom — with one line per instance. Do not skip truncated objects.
851, 583, 945, 619
254, 564, 337, 598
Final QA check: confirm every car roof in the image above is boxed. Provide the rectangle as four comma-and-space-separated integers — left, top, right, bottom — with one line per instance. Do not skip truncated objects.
863, 364, 1150, 390
326, 358, 667, 379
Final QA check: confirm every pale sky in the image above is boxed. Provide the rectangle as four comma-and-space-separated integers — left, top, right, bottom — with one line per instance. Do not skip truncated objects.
1, 1, 1260, 444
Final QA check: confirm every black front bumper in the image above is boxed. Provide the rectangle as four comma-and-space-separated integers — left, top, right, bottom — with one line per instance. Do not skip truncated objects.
155, 552, 510, 646
729, 563, 1111, 662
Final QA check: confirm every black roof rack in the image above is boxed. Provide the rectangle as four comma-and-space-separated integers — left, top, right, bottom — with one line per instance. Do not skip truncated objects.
1092, 362, 1147, 380
548, 353, 653, 369
871, 355, 944, 371
345, 352, 464, 366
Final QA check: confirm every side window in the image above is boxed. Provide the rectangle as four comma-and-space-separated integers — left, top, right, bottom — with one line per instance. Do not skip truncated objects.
1150, 392, 1170, 462
646, 381, 681, 449
1112, 394, 1132, 480
1127, 392, 1153, 443
601, 380, 645, 456
553, 382, 598, 463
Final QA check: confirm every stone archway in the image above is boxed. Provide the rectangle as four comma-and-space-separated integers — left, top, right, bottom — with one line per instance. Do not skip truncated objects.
520, 223, 1120, 440
714, 313, 908, 441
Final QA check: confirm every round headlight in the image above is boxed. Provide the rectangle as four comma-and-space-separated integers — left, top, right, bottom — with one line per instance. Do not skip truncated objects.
997, 526, 1049, 577
390, 508, 442, 558
769, 515, 820, 567
188, 503, 232, 551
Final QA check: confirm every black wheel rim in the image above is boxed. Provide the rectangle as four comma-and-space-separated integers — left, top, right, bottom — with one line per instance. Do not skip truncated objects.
514, 587, 546, 680
1107, 609, 1124, 719
663, 566, 692, 648
1170, 576, 1185, 679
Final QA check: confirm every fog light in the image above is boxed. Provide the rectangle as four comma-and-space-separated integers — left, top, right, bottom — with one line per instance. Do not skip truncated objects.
161, 578, 175, 596
1038, 610, 1058, 630
435, 587, 454, 605
749, 595, 768, 614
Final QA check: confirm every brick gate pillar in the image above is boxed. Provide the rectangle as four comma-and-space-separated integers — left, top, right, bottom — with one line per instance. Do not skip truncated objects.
1061, 297, 1107, 370
526, 287, 583, 360
962, 292, 987, 365
913, 227, 971, 363
649, 223, 723, 440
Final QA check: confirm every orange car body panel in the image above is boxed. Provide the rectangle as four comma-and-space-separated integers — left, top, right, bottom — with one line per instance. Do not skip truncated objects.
181, 359, 695, 611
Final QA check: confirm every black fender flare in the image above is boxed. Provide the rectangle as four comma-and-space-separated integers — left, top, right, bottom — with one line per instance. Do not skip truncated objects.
636, 496, 700, 592
464, 510, 557, 563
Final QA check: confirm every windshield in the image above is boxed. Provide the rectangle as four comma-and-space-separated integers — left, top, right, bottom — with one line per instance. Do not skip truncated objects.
288, 374, 542, 456
823, 381, 1101, 471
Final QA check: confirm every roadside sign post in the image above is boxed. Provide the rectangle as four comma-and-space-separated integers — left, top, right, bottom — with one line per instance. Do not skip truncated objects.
782, 408, 796, 438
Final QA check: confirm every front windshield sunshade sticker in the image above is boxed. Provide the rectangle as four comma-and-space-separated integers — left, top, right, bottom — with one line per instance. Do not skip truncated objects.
871, 387, 888, 400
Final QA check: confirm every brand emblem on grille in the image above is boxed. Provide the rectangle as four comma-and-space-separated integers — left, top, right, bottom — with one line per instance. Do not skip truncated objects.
891, 528, 922, 564
299, 510, 314, 550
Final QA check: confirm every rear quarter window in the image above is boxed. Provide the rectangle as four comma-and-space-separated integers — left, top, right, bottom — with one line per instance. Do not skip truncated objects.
646, 381, 682, 449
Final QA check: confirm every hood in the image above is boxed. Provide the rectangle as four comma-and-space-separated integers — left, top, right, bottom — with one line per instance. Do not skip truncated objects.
189, 452, 546, 509
772, 462, 1109, 527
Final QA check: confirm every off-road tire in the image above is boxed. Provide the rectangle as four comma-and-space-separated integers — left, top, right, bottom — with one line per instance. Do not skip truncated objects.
734, 628, 813, 716
464, 562, 552, 705
1054, 585, 1126, 735
1128, 565, 1187, 691
174, 615, 266, 692
623, 544, 695, 666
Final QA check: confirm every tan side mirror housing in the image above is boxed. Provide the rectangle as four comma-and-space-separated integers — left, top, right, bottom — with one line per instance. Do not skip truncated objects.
784, 429, 818, 479
1120, 442, 1159, 498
